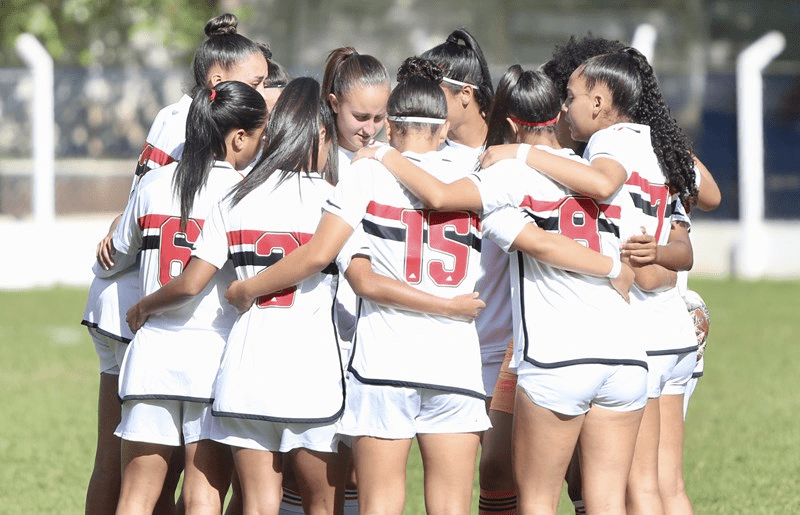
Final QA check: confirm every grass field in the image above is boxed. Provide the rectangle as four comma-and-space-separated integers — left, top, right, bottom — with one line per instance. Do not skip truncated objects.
0, 279, 798, 514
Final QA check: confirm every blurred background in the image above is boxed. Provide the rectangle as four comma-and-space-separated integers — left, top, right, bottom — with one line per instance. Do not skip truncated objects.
1, 0, 799, 286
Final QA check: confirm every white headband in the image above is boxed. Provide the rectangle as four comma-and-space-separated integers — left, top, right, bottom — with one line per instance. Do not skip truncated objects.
387, 116, 446, 125
441, 76, 478, 89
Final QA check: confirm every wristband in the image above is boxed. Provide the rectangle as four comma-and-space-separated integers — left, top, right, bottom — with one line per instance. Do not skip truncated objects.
374, 144, 393, 163
516, 143, 532, 163
606, 257, 622, 280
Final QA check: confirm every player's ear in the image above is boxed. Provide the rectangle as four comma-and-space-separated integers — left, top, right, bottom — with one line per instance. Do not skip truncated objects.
505, 117, 520, 141
384, 120, 393, 143
437, 121, 450, 146
231, 128, 247, 152
328, 93, 340, 114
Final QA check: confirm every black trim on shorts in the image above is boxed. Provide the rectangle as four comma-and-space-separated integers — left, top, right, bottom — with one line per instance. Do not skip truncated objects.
646, 346, 698, 356
81, 320, 132, 344
120, 394, 213, 403
347, 368, 486, 401
692, 371, 703, 379
522, 355, 649, 370
211, 401, 345, 424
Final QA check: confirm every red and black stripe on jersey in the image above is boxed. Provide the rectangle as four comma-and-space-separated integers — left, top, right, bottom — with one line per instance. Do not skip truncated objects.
625, 171, 675, 241
361, 200, 482, 252
135, 143, 176, 177
138, 214, 204, 252
518, 195, 622, 251
226, 230, 338, 275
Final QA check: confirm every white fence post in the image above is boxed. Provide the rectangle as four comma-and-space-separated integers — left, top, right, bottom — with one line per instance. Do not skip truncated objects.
632, 23, 658, 64
735, 31, 785, 279
15, 33, 55, 225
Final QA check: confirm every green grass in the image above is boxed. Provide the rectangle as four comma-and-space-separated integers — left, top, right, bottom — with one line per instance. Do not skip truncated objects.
0, 280, 798, 513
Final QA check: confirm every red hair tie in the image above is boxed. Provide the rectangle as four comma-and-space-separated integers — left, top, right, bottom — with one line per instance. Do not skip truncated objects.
510, 115, 558, 127
210, 89, 217, 102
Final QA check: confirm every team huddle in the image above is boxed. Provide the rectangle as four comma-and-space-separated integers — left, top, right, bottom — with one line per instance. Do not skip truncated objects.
81, 12, 720, 515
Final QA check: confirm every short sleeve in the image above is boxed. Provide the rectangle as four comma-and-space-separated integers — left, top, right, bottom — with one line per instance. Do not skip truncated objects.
467, 160, 521, 216
323, 160, 375, 229
112, 180, 144, 256
192, 201, 230, 269
481, 206, 529, 253
584, 127, 629, 174
336, 225, 371, 275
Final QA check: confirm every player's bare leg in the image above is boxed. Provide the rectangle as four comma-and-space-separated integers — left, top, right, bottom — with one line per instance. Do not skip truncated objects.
116, 441, 172, 515
479, 409, 516, 514
291, 447, 347, 515
182, 440, 234, 514
513, 389, 583, 515
232, 446, 283, 515
626, 399, 664, 515
86, 373, 122, 515
565, 447, 584, 514
658, 394, 694, 515
155, 447, 183, 515
351, 436, 412, 515
579, 405, 643, 515
417, 431, 480, 515
225, 466, 243, 515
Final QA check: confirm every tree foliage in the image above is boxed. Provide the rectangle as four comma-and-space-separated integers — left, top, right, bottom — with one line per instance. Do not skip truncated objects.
0, 0, 222, 67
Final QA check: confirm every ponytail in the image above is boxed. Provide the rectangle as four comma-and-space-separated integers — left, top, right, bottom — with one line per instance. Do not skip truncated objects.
322, 47, 389, 106
230, 77, 338, 206
580, 48, 698, 206
422, 28, 494, 115
486, 66, 561, 147
174, 81, 267, 229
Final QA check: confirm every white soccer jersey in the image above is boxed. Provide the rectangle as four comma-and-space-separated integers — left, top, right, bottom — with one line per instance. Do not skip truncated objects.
332, 146, 360, 352
135, 94, 192, 177
440, 140, 513, 376
113, 161, 241, 402
82, 95, 193, 345
193, 171, 345, 422
472, 148, 645, 370
585, 123, 696, 355
325, 151, 485, 398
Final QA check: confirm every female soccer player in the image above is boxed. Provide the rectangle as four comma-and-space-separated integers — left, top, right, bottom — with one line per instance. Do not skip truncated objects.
82, 13, 271, 515
483, 47, 699, 515
110, 80, 267, 515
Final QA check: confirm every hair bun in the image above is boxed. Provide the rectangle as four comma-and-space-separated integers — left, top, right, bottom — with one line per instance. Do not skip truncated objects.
446, 34, 461, 45
397, 56, 443, 84
205, 13, 239, 37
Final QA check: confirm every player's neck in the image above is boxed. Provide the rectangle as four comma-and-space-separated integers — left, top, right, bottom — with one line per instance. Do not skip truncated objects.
391, 135, 439, 155
520, 131, 561, 150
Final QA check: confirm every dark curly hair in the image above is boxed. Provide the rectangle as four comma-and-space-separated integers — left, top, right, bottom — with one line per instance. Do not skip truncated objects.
485, 65, 561, 147
387, 57, 447, 138
541, 35, 626, 102
580, 48, 698, 206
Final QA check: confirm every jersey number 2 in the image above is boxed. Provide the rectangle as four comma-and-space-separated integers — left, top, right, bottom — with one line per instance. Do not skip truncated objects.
255, 233, 300, 308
